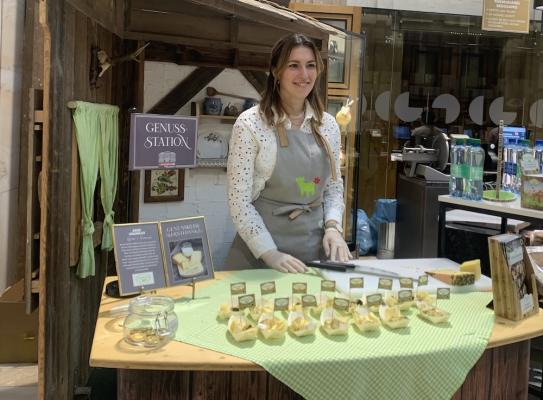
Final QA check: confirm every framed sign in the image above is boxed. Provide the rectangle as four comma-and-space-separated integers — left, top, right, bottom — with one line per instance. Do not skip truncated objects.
313, 15, 352, 89
144, 169, 185, 203
129, 113, 198, 170
112, 222, 167, 296
159, 217, 214, 286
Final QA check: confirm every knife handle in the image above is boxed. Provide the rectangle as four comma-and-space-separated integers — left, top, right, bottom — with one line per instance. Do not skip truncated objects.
306, 261, 347, 272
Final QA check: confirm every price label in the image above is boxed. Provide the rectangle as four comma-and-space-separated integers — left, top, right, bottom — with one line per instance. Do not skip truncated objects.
292, 282, 307, 294
399, 277, 414, 289
366, 293, 383, 307
230, 282, 246, 295
418, 275, 428, 286
436, 288, 451, 300
321, 280, 336, 292
378, 278, 393, 290
260, 281, 276, 295
350, 277, 364, 289
333, 297, 350, 311
238, 294, 256, 310
274, 297, 289, 311
302, 295, 318, 308
398, 289, 413, 303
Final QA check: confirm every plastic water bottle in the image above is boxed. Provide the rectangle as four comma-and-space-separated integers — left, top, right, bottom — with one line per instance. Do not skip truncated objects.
467, 138, 484, 200
534, 139, 543, 173
462, 139, 472, 199
449, 138, 466, 197
508, 138, 519, 193
502, 138, 511, 191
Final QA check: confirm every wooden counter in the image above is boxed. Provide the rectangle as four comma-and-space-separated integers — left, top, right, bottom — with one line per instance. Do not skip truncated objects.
90, 274, 543, 399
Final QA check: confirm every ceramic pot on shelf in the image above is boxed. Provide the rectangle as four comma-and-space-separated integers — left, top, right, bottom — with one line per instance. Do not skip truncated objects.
203, 97, 222, 115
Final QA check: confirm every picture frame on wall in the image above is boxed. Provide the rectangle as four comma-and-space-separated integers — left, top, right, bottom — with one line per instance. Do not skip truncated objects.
159, 217, 215, 286
317, 16, 352, 89
144, 169, 185, 203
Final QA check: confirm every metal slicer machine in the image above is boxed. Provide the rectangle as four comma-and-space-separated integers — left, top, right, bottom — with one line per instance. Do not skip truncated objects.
390, 130, 450, 181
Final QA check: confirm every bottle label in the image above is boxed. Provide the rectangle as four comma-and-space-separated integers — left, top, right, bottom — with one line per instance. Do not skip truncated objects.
451, 164, 460, 177
470, 167, 483, 180
460, 164, 470, 179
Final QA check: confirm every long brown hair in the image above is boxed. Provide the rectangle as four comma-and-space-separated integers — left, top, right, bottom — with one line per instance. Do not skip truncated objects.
260, 33, 325, 135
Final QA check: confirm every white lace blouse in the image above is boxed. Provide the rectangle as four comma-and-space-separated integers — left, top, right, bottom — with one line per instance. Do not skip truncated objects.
226, 104, 345, 259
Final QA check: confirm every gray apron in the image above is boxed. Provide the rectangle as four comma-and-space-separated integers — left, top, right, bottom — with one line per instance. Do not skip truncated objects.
224, 126, 331, 270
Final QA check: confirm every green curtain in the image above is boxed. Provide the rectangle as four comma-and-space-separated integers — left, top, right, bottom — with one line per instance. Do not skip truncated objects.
98, 105, 119, 251
72, 101, 119, 278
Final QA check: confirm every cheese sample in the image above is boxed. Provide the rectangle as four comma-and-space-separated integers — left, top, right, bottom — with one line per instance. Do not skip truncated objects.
426, 269, 475, 286
288, 311, 318, 337
459, 259, 482, 280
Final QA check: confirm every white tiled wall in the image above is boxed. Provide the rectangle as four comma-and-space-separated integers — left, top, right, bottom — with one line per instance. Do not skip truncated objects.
0, 0, 24, 293
140, 62, 262, 269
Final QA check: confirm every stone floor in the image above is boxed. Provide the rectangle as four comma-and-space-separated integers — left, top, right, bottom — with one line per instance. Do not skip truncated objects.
0, 364, 38, 400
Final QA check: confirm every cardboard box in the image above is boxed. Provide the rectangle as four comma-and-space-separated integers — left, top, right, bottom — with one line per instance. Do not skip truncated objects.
0, 280, 38, 363
521, 174, 543, 211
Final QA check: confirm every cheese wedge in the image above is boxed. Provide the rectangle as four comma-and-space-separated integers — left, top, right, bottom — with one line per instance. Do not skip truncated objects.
426, 269, 475, 286
459, 259, 481, 281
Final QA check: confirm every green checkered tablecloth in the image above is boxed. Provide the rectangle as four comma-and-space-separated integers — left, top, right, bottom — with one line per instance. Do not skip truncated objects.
173, 269, 494, 400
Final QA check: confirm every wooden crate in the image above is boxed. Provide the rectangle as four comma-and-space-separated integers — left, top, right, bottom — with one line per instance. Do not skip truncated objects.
488, 234, 539, 321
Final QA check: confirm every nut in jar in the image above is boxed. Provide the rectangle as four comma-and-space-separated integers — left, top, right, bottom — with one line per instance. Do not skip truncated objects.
123, 295, 178, 348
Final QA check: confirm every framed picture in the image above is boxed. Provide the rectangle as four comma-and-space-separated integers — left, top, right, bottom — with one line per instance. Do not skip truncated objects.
144, 169, 185, 203
112, 222, 167, 296
159, 217, 215, 286
316, 16, 352, 89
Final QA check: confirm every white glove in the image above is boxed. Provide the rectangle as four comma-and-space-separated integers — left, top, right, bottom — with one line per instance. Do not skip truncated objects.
260, 249, 308, 273
323, 229, 353, 262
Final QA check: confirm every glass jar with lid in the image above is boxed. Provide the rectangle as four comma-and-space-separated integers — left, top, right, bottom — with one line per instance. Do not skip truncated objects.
123, 295, 178, 348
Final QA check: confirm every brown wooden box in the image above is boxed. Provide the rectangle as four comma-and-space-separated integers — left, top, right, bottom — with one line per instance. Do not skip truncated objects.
488, 234, 539, 321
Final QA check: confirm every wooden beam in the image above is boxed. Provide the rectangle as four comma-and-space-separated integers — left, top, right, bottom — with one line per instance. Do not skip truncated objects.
124, 31, 271, 53
66, 0, 124, 38
130, 0, 332, 40
240, 70, 268, 96
148, 67, 224, 115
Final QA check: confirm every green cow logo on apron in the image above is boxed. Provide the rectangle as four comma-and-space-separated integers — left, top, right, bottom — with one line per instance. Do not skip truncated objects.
295, 176, 321, 197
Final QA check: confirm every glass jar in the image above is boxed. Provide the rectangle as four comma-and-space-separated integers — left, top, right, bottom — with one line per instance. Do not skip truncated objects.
123, 295, 178, 348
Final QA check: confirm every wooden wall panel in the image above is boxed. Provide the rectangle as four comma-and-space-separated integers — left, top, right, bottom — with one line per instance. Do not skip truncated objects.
116, 341, 533, 400
41, 1, 127, 398
66, 0, 124, 38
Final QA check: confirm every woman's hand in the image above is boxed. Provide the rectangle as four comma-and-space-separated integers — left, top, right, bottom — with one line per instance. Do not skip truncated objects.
261, 250, 308, 273
323, 229, 353, 262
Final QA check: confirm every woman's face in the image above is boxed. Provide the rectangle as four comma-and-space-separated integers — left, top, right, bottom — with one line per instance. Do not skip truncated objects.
277, 46, 318, 103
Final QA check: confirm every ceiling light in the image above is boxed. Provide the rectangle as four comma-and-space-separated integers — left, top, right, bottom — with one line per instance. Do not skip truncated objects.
535, 0, 543, 10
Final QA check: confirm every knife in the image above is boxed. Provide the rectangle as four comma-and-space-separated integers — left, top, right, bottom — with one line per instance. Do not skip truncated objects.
306, 261, 347, 272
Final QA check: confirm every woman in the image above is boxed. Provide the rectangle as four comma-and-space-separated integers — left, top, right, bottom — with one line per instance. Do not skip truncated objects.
224, 33, 352, 273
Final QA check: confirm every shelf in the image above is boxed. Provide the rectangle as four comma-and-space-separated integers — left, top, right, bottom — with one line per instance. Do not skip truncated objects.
191, 101, 238, 124
198, 115, 238, 124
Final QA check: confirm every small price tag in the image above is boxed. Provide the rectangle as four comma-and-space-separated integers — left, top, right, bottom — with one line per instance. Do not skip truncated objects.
333, 297, 350, 311
399, 277, 414, 289
292, 282, 307, 294
321, 280, 336, 292
260, 281, 276, 295
350, 277, 364, 289
302, 294, 318, 308
436, 288, 451, 300
398, 289, 413, 303
366, 293, 383, 307
238, 294, 256, 310
378, 278, 393, 290
230, 282, 246, 295
418, 275, 428, 286
274, 297, 289, 311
